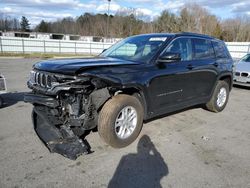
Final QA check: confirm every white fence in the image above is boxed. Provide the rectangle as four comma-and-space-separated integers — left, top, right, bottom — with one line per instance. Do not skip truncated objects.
0, 37, 114, 55
0, 37, 250, 58
225, 42, 250, 59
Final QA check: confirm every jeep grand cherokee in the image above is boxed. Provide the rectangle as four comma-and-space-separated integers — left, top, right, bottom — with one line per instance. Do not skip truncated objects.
25, 33, 233, 159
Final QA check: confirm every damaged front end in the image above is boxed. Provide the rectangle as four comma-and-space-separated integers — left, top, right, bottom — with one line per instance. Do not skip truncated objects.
25, 70, 111, 160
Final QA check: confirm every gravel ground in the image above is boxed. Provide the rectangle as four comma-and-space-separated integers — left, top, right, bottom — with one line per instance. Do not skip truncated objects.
0, 58, 250, 188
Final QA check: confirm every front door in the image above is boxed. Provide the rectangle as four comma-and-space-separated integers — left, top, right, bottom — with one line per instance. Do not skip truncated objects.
148, 37, 195, 113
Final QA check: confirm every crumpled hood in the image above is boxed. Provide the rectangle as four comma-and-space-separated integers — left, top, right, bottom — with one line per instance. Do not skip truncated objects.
235, 61, 250, 72
34, 57, 140, 75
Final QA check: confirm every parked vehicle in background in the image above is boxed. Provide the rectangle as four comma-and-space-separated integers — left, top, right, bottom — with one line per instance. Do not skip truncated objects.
233, 54, 250, 87
0, 74, 7, 108
25, 32, 233, 159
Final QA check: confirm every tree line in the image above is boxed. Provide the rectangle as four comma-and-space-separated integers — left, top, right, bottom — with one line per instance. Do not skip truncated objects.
1, 4, 250, 42
0, 16, 30, 32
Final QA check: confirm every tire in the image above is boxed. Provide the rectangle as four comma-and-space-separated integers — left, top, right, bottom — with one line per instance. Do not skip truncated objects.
0, 96, 3, 108
205, 80, 229, 113
98, 94, 144, 148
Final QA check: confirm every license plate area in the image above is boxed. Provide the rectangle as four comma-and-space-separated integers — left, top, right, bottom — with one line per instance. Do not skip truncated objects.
237, 77, 247, 83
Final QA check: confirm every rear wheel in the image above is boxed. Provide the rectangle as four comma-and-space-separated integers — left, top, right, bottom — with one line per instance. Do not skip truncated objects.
0, 96, 3, 108
98, 94, 144, 148
205, 80, 229, 112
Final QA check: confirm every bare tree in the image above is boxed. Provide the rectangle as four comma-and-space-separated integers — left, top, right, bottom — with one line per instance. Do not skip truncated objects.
1, 4, 250, 42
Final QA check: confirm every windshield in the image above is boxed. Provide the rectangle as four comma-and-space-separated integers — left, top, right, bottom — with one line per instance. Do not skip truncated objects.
100, 35, 169, 63
240, 54, 250, 63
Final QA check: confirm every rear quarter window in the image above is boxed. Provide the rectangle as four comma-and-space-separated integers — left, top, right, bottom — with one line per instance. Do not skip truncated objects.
212, 41, 229, 59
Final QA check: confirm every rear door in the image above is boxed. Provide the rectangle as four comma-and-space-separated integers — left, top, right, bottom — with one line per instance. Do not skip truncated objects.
189, 38, 218, 99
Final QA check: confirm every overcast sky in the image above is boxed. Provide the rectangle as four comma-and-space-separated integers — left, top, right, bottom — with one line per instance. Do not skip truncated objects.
0, 0, 250, 26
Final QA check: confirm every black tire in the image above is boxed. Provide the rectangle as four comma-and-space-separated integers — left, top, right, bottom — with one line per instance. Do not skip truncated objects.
205, 80, 229, 113
0, 96, 3, 108
98, 94, 144, 148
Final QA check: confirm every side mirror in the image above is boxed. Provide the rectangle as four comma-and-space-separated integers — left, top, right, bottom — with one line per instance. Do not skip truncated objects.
157, 52, 181, 63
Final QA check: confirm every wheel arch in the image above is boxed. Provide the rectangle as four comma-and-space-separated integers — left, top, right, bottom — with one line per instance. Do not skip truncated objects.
218, 73, 233, 91
81, 74, 148, 119
112, 87, 148, 120
208, 72, 232, 102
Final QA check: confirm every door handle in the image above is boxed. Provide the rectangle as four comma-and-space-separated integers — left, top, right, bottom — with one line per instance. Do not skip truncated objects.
187, 64, 194, 70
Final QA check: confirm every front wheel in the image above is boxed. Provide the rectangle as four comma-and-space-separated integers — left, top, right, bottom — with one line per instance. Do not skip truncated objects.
98, 94, 144, 148
205, 80, 229, 113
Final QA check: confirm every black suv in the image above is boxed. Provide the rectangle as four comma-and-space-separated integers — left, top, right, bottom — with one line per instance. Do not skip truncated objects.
25, 33, 233, 159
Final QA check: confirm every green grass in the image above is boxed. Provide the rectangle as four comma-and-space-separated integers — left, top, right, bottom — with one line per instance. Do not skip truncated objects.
0, 53, 93, 59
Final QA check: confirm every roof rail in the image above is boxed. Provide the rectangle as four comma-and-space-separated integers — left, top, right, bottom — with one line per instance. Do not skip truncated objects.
176, 32, 214, 39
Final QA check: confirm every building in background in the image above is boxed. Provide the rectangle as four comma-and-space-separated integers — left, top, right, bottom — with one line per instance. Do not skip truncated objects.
0, 31, 121, 42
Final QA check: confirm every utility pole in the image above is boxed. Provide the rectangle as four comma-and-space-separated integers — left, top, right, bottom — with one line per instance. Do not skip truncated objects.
106, 0, 111, 39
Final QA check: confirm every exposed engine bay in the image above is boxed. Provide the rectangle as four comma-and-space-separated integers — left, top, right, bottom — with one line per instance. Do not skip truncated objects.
25, 70, 112, 160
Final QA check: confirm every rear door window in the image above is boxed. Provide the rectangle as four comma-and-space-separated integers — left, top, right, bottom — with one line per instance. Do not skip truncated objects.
192, 38, 215, 60
212, 41, 229, 59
